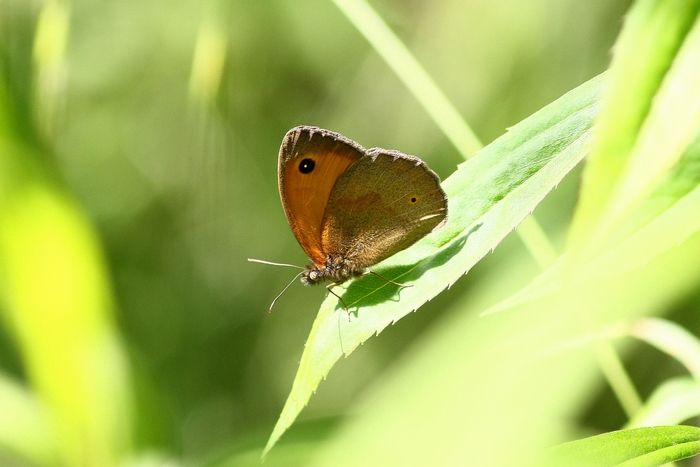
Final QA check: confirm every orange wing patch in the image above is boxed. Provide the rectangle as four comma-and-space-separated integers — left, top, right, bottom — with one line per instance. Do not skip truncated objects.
278, 127, 364, 266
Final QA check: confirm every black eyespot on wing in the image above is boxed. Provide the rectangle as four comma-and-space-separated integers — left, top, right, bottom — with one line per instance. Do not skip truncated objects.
299, 158, 315, 174
410, 196, 418, 203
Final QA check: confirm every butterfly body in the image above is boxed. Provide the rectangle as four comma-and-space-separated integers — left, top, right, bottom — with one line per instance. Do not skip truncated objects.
300, 253, 364, 285
278, 126, 448, 290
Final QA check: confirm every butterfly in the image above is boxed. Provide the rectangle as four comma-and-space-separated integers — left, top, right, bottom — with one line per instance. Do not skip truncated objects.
250, 126, 448, 311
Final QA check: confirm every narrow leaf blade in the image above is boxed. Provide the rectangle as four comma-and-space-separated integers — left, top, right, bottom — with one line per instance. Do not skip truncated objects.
545, 426, 700, 467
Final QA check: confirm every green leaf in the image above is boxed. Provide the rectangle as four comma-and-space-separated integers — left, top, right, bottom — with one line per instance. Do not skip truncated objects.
262, 73, 604, 456
0, 72, 133, 467
483, 133, 700, 316
544, 426, 700, 467
302, 235, 700, 466
604, 15, 700, 229
629, 318, 700, 377
0, 373, 58, 466
332, 0, 481, 158
568, 0, 700, 254
627, 378, 700, 428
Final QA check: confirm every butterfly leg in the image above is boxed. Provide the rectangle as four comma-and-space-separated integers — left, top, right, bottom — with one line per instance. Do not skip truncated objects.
366, 270, 413, 288
326, 282, 354, 321
326, 282, 349, 310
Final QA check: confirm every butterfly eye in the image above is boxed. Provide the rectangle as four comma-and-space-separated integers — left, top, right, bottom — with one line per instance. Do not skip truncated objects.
299, 158, 315, 174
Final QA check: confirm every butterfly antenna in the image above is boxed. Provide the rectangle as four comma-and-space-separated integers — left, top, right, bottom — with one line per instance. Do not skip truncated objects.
248, 258, 305, 269
266, 270, 304, 313
248, 259, 306, 312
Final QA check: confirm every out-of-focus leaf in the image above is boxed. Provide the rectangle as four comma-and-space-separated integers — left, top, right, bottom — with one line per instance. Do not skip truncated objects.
0, 72, 133, 466
304, 234, 700, 467
627, 378, 700, 428
629, 318, 700, 376
484, 134, 700, 316
603, 15, 700, 230
0, 373, 57, 466
568, 0, 700, 255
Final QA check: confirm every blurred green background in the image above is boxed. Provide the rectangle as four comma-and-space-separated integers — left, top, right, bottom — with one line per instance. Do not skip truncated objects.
0, 0, 662, 465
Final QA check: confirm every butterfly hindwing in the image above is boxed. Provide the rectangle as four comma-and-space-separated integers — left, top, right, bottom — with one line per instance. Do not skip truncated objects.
321, 149, 448, 269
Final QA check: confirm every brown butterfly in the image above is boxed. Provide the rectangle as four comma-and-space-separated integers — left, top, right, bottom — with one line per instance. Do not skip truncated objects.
250, 126, 448, 311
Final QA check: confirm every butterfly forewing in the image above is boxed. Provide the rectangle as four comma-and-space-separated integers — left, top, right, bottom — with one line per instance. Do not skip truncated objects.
278, 127, 364, 265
